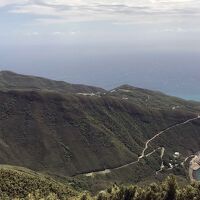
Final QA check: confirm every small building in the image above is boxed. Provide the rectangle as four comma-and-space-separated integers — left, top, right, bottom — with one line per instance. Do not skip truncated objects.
173, 152, 180, 158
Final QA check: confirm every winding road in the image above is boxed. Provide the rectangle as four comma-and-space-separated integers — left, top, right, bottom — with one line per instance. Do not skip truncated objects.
84, 115, 200, 177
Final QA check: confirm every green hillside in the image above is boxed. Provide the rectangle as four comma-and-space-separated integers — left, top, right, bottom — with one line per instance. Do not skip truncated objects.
0, 71, 105, 93
0, 71, 200, 193
0, 165, 78, 199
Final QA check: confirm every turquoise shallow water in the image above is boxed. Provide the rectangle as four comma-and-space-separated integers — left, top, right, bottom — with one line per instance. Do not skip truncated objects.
175, 95, 200, 102
194, 169, 200, 181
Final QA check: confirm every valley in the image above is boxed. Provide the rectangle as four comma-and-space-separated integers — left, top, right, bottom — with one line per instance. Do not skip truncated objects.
0, 71, 200, 195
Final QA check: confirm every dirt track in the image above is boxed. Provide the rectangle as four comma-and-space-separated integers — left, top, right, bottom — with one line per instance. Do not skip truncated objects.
84, 115, 200, 177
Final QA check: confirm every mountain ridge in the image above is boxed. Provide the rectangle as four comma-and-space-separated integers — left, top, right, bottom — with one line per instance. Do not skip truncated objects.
0, 71, 200, 192
1, 70, 199, 104
0, 70, 106, 93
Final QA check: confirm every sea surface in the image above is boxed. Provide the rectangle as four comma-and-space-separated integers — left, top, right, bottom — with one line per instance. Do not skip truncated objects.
1, 46, 200, 102
177, 95, 200, 102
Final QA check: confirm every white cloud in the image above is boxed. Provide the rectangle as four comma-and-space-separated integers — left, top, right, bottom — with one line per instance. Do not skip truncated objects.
3, 0, 200, 23
0, 0, 28, 7
52, 31, 63, 35
26, 31, 40, 36
69, 31, 77, 35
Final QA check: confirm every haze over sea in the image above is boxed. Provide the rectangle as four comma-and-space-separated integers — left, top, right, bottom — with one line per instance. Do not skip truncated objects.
0, 45, 200, 101
0, 0, 200, 101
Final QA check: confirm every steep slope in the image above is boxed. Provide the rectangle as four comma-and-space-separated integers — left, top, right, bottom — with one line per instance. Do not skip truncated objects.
0, 72, 200, 192
0, 71, 105, 93
0, 90, 199, 175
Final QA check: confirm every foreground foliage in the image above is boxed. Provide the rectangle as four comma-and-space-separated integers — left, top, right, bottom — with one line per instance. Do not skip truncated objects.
80, 176, 200, 200
0, 167, 199, 200
0, 166, 77, 200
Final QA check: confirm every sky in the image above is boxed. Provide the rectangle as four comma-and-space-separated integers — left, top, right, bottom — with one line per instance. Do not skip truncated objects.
0, 0, 200, 100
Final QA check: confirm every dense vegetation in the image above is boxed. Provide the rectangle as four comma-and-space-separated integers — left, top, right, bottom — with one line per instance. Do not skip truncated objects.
0, 165, 78, 199
1, 87, 199, 190
0, 70, 105, 93
0, 71, 200, 193
81, 176, 200, 200
0, 168, 199, 200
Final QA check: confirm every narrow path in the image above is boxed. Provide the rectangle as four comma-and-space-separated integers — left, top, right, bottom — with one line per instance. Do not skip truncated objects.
139, 115, 200, 159
84, 115, 200, 177
156, 147, 165, 174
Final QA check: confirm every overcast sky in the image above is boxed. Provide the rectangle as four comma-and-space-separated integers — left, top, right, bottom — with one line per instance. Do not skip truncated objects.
0, 0, 200, 99
1, 0, 200, 44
